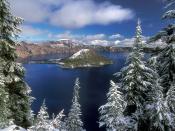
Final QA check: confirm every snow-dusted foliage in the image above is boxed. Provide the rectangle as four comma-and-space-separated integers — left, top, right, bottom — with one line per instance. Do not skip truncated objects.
159, 3, 175, 122
29, 100, 65, 131
149, 0, 175, 95
165, 0, 175, 9
1, 125, 27, 131
145, 63, 174, 131
162, 10, 175, 19
34, 100, 50, 131
146, 89, 174, 131
120, 20, 152, 114
0, 85, 12, 128
111, 20, 159, 130
157, 41, 175, 93
145, 1, 175, 129
65, 78, 85, 131
166, 83, 175, 113
142, 1, 175, 130
163, 0, 175, 19
99, 80, 127, 131
0, 61, 12, 128
51, 110, 65, 130
0, 0, 32, 128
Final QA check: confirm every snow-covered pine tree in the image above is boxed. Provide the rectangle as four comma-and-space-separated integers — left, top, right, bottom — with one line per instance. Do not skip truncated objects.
28, 110, 35, 127
65, 78, 84, 131
149, 0, 175, 95
147, 2, 175, 129
0, 58, 12, 128
166, 83, 175, 114
35, 100, 50, 131
145, 58, 173, 130
51, 109, 65, 130
142, 49, 174, 131
118, 19, 154, 130
0, 83, 12, 128
146, 82, 174, 131
0, 0, 31, 128
99, 80, 127, 131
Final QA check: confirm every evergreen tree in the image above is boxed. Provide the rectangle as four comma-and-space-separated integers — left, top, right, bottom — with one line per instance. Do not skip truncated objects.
0, 0, 31, 128
146, 78, 174, 131
145, 61, 174, 131
35, 100, 50, 131
166, 83, 175, 113
149, 0, 175, 95
99, 80, 127, 131
146, 86, 174, 131
28, 110, 35, 127
51, 109, 65, 130
0, 58, 12, 128
118, 19, 154, 130
142, 37, 175, 131
147, 1, 175, 129
0, 84, 12, 128
65, 78, 84, 131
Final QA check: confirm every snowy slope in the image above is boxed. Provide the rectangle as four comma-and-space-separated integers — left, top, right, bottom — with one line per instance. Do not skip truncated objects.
69, 49, 90, 59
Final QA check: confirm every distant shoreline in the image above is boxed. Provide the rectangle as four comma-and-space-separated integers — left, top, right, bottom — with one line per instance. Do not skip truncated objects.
17, 41, 163, 64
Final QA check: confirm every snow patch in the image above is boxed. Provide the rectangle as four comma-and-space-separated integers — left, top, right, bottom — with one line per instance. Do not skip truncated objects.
69, 49, 90, 59
99, 62, 104, 65
173, 44, 175, 49
1, 125, 26, 131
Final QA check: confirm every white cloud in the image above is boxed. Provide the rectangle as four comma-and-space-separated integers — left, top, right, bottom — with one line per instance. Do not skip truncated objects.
54, 31, 84, 40
50, 0, 134, 28
109, 34, 124, 39
19, 25, 50, 41
9, 0, 134, 28
9, 0, 50, 23
114, 38, 135, 47
113, 36, 150, 47
20, 28, 164, 47
55, 31, 74, 39
47, 32, 107, 45
21, 25, 48, 36
85, 34, 106, 40
89, 40, 110, 46
49, 32, 106, 41
114, 40, 121, 45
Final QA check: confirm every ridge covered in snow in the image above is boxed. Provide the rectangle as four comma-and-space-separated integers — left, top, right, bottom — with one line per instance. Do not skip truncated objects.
69, 49, 90, 59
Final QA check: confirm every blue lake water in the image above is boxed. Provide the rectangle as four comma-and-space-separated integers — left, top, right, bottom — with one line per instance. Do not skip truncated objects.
24, 52, 128, 131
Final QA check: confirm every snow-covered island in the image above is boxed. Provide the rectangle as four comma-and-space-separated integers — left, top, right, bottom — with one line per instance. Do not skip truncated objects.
58, 49, 113, 68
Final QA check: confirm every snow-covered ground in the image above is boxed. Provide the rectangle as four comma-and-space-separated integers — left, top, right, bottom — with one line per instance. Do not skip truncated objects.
69, 49, 90, 59
1, 125, 26, 131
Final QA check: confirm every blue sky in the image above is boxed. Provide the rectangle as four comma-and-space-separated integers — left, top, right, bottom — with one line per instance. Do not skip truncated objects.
9, 0, 169, 42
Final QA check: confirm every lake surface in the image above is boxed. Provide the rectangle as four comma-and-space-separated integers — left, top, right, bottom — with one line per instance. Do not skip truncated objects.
24, 52, 128, 131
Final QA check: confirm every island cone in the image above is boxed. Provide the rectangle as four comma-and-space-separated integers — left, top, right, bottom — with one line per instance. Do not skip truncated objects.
59, 49, 113, 68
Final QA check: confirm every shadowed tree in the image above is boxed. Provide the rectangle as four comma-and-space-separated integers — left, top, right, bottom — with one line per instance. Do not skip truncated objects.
148, 0, 175, 95
0, 0, 32, 128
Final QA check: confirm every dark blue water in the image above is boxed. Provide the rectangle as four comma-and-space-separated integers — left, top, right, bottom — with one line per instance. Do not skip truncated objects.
24, 52, 128, 131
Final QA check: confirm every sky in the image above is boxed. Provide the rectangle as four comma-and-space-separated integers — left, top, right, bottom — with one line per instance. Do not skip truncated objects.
9, 0, 170, 44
